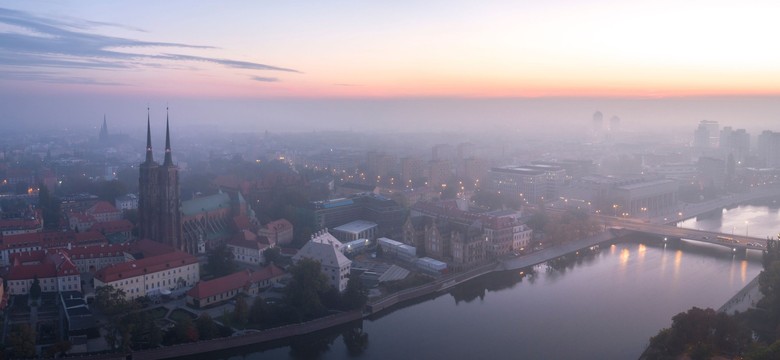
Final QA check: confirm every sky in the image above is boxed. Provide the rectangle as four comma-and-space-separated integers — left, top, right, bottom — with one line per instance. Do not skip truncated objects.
2, 1, 780, 133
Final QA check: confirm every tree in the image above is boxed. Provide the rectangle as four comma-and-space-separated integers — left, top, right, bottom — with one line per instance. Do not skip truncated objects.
45, 340, 72, 358
342, 326, 369, 356
342, 273, 367, 310
263, 247, 283, 266
38, 184, 61, 230
94, 285, 133, 316
96, 180, 127, 203
196, 314, 219, 340
642, 307, 749, 359
173, 318, 199, 343
9, 324, 36, 358
249, 297, 268, 325
207, 244, 237, 277
233, 295, 249, 325
29, 275, 42, 302
285, 258, 330, 319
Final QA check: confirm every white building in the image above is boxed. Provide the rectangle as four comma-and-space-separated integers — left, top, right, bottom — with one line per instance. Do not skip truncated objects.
226, 235, 268, 265
512, 224, 533, 251
332, 220, 378, 242
293, 239, 351, 292
310, 229, 346, 253
6, 250, 81, 295
93, 250, 199, 299
115, 194, 139, 211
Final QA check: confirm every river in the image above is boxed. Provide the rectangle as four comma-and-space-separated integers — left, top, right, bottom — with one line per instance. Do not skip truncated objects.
205, 200, 780, 360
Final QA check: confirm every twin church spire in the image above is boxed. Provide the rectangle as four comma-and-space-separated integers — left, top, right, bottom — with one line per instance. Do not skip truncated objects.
144, 107, 175, 166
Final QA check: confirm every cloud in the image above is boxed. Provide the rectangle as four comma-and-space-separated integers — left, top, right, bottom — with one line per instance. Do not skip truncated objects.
0, 70, 125, 85
0, 7, 299, 84
251, 76, 279, 82
161, 54, 299, 73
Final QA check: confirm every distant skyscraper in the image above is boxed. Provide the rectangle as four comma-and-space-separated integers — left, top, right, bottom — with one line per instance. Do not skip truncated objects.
432, 144, 453, 161
609, 116, 620, 133
592, 111, 604, 140
139, 109, 184, 252
719, 127, 750, 162
693, 120, 719, 149
757, 130, 780, 168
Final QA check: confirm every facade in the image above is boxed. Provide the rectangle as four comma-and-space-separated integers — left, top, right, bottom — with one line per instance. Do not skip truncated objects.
612, 179, 678, 217
6, 250, 81, 295
293, 238, 351, 292
115, 194, 139, 211
93, 249, 199, 299
138, 112, 184, 252
226, 235, 268, 265
67, 243, 132, 273
185, 265, 285, 308
308, 193, 405, 239
488, 166, 547, 202
411, 201, 531, 263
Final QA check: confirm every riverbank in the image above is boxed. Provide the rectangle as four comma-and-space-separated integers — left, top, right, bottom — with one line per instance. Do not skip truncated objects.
719, 274, 762, 315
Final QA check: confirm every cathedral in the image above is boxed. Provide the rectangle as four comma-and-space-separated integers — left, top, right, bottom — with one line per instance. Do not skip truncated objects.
138, 109, 185, 252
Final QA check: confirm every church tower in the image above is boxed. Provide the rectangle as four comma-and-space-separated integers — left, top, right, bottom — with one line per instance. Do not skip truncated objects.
99, 115, 109, 142
138, 108, 184, 252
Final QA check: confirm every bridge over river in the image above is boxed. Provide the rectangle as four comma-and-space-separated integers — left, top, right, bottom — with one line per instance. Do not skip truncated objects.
501, 185, 780, 271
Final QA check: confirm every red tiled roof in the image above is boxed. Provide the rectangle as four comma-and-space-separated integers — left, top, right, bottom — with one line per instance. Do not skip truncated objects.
67, 243, 131, 259
186, 265, 285, 300
240, 229, 257, 242
0, 230, 106, 251
7, 249, 79, 280
68, 212, 95, 223
186, 269, 252, 299
90, 220, 133, 234
0, 217, 42, 231
93, 250, 197, 283
87, 201, 120, 215
128, 239, 176, 257
10, 250, 47, 264
250, 264, 285, 282
73, 231, 107, 244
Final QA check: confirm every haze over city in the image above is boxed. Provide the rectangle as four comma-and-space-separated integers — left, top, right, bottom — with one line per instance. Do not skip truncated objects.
2, 1, 780, 134
4, 2, 780, 360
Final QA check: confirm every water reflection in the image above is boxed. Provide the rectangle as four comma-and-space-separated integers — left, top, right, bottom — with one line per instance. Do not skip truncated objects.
679, 198, 780, 240
673, 250, 682, 282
